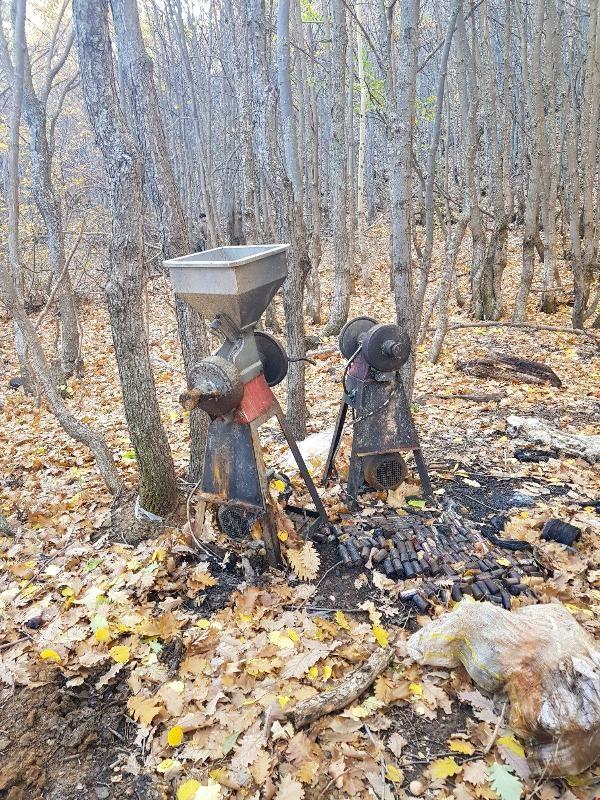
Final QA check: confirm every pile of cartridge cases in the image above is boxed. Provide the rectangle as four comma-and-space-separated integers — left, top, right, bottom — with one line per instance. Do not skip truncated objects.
334, 513, 544, 614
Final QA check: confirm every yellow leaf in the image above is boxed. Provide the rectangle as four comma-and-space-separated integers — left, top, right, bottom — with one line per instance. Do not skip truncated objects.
496, 558, 511, 567
373, 624, 389, 648
196, 618, 211, 629
430, 757, 462, 780
191, 781, 221, 800
277, 530, 289, 542
277, 695, 290, 709
40, 648, 62, 663
109, 645, 130, 664
449, 738, 475, 755
409, 683, 423, 696
497, 735, 525, 758
167, 725, 184, 747
178, 779, 202, 800
335, 610, 350, 630
152, 548, 167, 562
268, 630, 295, 649
94, 626, 110, 643
286, 629, 300, 643
385, 763, 404, 783
157, 759, 181, 773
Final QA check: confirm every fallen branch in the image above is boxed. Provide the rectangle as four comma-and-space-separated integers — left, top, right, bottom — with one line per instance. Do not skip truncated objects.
285, 646, 394, 729
457, 354, 562, 387
446, 320, 600, 349
507, 416, 600, 464
436, 392, 507, 403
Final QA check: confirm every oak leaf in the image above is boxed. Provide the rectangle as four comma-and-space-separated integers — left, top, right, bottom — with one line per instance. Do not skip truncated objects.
274, 774, 305, 800
462, 760, 489, 786
488, 763, 522, 800
458, 689, 499, 724
127, 694, 164, 725
286, 541, 320, 581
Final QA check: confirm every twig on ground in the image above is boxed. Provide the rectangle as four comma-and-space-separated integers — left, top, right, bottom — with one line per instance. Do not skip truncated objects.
285, 646, 394, 729
484, 700, 507, 754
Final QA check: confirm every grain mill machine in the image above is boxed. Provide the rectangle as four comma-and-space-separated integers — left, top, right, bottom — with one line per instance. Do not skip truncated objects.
166, 244, 329, 566
322, 316, 432, 507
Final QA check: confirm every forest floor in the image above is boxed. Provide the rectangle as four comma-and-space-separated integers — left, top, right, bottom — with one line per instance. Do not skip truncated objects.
1, 225, 599, 800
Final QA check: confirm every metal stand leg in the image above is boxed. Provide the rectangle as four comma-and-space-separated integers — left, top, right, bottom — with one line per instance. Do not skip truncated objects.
413, 448, 433, 498
346, 442, 363, 511
321, 401, 348, 484
250, 421, 282, 567
275, 405, 330, 530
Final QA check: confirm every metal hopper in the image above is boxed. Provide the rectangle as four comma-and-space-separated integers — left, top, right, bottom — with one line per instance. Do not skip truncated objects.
165, 244, 289, 329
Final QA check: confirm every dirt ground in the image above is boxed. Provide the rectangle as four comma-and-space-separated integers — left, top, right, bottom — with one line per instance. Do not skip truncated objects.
0, 678, 163, 799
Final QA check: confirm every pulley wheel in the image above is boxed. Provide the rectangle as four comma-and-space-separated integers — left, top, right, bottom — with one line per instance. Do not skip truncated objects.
338, 316, 377, 359
363, 452, 408, 492
361, 323, 411, 372
255, 331, 288, 387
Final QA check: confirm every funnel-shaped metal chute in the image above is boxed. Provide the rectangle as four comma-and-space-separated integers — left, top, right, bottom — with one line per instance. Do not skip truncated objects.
165, 244, 289, 329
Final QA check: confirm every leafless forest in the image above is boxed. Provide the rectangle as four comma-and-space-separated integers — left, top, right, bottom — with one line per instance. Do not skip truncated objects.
1, 1, 600, 798
1, 0, 600, 511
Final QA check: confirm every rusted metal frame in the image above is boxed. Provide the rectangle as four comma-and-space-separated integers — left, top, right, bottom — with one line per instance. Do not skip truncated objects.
321, 399, 348, 484
249, 419, 282, 567
274, 403, 330, 532
413, 448, 433, 499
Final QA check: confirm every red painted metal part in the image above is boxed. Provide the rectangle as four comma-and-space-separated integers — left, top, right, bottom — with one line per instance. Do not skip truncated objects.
235, 373, 276, 424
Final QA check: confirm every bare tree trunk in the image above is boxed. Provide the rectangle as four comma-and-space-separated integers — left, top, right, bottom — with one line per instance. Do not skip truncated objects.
277, 0, 309, 437
479, 0, 507, 320
416, 0, 460, 330
465, 5, 487, 320
109, 0, 209, 483
356, 1, 368, 285
576, 0, 600, 326
323, 0, 350, 336
305, 70, 322, 324
73, 0, 178, 516
540, 0, 560, 315
513, 0, 543, 322
301, 20, 321, 324
390, 0, 420, 398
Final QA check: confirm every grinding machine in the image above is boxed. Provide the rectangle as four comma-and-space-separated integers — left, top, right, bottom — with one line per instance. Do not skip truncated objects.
322, 316, 432, 507
166, 244, 329, 566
